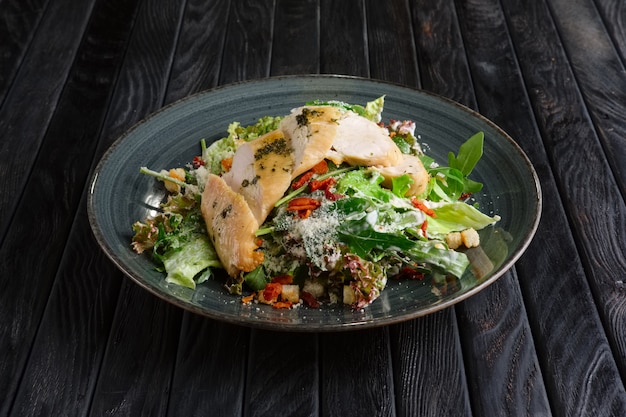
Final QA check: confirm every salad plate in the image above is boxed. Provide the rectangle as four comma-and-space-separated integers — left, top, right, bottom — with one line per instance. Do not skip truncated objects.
88, 75, 541, 331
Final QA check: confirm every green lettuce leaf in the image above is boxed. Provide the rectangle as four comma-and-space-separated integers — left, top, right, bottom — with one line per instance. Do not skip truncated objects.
162, 234, 222, 289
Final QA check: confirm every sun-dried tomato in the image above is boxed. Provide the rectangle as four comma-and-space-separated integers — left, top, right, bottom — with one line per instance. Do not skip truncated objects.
291, 171, 314, 189
300, 291, 320, 308
393, 267, 424, 281
271, 274, 294, 285
287, 197, 321, 219
411, 197, 436, 217
309, 177, 336, 192
310, 159, 328, 174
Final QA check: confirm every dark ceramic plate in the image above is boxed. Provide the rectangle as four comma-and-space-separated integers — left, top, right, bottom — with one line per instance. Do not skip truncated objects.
88, 75, 541, 331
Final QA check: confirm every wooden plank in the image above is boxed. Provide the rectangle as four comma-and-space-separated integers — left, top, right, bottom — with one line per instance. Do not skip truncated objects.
456, 0, 626, 414
271, 0, 319, 74
165, 0, 230, 101
0, 0, 50, 106
0, 0, 141, 414
87, 282, 182, 417
390, 312, 472, 417
321, 329, 396, 417
319, 0, 368, 76
594, 0, 626, 64
365, 0, 419, 88
74, 0, 190, 414
543, 0, 626, 378
0, 0, 96, 244
3, 0, 189, 413
456, 272, 552, 416
166, 316, 249, 416
546, 0, 626, 196
218, 0, 274, 84
409, 0, 474, 106
503, 0, 626, 397
245, 330, 319, 417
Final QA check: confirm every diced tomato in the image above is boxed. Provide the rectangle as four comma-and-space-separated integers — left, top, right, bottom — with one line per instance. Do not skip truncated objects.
263, 283, 282, 303
411, 197, 436, 217
271, 274, 293, 285
301, 291, 320, 308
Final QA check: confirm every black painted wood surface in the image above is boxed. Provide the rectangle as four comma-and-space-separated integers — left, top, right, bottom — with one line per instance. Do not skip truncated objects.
0, 0, 625, 416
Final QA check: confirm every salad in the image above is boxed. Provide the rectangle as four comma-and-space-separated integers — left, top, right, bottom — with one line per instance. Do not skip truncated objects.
131, 96, 500, 309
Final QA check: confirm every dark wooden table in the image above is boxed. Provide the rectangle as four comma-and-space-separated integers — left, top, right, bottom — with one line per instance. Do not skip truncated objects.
1, 0, 625, 415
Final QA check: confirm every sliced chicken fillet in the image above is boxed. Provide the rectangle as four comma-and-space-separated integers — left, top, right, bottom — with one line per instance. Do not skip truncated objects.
279, 106, 342, 178
201, 174, 264, 277
372, 153, 430, 197
222, 129, 295, 223
326, 112, 402, 167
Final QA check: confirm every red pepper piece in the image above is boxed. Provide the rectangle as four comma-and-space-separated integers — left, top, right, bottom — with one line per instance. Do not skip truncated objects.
411, 197, 436, 217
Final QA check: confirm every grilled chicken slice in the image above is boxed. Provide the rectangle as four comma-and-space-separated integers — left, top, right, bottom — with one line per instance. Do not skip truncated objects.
201, 174, 264, 276
326, 112, 402, 167
372, 153, 430, 196
279, 106, 342, 178
222, 129, 295, 223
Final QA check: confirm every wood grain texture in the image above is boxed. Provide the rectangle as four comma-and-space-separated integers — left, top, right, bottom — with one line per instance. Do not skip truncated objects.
320, 0, 368, 77
271, 0, 319, 75
365, 0, 419, 88
409, 0, 475, 106
457, 0, 626, 415
95, 0, 186, 147
6, 210, 125, 417
390, 311, 472, 417
88, 282, 182, 417
546, 0, 626, 197
456, 272, 551, 417
245, 330, 319, 417
504, 0, 626, 384
321, 328, 395, 417
0, 0, 50, 106
0, 0, 96, 244
167, 316, 249, 416
594, 0, 626, 64
165, 0, 230, 102
0, 0, 141, 413
219, 0, 274, 84
543, 0, 626, 379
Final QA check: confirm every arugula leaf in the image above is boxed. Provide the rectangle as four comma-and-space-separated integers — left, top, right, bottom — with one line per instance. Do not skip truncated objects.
448, 131, 484, 176
243, 266, 269, 291
337, 219, 418, 259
